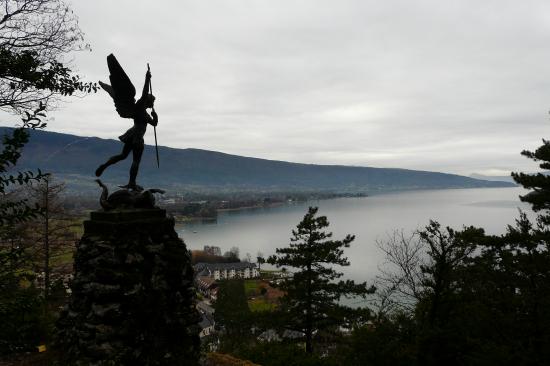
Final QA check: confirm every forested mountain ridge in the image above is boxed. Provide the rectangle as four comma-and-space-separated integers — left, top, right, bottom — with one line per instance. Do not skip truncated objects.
0, 127, 514, 194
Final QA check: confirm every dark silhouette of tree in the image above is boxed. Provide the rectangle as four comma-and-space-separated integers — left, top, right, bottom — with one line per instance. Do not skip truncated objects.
0, 108, 52, 355
28, 176, 76, 300
368, 131, 550, 365
374, 221, 484, 366
1, 0, 96, 227
214, 279, 252, 352
223, 246, 240, 262
456, 212, 550, 365
454, 137, 550, 364
256, 251, 265, 273
267, 206, 375, 354
414, 222, 483, 366
0, 0, 96, 234
375, 229, 426, 316
0, 0, 94, 354
0, 0, 97, 113
343, 313, 416, 366
512, 140, 550, 217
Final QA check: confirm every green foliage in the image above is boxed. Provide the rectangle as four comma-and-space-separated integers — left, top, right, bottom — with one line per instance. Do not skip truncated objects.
192, 250, 240, 265
0, 47, 96, 99
0, 0, 95, 357
268, 206, 375, 354
0, 120, 50, 356
224, 246, 240, 262
405, 134, 550, 364
0, 107, 49, 226
415, 221, 485, 362
341, 314, 417, 366
451, 212, 550, 365
214, 279, 253, 351
0, 106, 49, 300
0, 0, 98, 113
372, 155, 550, 366
512, 139, 550, 220
248, 298, 275, 312
236, 342, 337, 366
0, 282, 51, 355
0, 224, 59, 356
244, 279, 258, 296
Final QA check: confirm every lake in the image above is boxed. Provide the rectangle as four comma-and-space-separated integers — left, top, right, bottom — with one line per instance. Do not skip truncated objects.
176, 187, 530, 283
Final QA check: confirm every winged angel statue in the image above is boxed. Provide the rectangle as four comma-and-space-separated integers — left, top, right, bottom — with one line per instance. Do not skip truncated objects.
95, 54, 158, 191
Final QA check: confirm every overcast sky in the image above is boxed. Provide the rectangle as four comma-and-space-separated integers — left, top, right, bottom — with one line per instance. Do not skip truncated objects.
5, 0, 550, 176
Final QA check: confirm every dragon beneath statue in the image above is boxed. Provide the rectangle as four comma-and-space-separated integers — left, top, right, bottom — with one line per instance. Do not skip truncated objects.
95, 179, 165, 211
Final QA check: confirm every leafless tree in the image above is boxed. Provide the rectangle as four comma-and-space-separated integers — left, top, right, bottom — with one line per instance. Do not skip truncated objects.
0, 188, 34, 286
374, 222, 480, 320
374, 229, 427, 316
0, 0, 96, 113
28, 175, 77, 300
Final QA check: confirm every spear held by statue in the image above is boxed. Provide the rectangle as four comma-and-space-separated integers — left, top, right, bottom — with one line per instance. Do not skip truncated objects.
95, 53, 160, 191
148, 63, 160, 169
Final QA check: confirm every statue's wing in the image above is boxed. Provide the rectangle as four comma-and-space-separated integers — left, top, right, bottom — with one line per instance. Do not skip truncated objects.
99, 54, 136, 119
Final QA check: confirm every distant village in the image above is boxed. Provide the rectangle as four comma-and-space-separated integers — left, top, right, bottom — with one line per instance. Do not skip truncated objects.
191, 245, 292, 347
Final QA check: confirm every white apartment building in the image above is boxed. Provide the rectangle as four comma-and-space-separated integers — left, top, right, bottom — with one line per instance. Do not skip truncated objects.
194, 262, 260, 280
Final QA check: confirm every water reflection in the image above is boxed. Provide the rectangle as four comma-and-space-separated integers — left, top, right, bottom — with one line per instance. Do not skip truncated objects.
175, 187, 529, 282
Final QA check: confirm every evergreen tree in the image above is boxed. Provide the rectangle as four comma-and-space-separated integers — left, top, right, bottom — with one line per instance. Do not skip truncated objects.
458, 212, 550, 365
214, 279, 252, 352
415, 221, 483, 366
459, 136, 550, 364
427, 131, 550, 365
361, 125, 550, 366
267, 206, 375, 354
512, 139, 550, 221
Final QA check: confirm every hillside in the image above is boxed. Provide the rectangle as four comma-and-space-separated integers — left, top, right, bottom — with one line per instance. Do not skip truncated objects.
0, 127, 515, 194
470, 173, 517, 184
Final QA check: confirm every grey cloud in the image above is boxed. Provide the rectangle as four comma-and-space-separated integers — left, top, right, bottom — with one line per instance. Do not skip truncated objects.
3, 0, 550, 177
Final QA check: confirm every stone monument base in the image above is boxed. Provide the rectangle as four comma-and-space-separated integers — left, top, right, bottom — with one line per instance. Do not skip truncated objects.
56, 208, 200, 365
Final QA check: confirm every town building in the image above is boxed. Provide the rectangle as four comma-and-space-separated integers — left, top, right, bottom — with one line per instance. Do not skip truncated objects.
194, 262, 260, 280
196, 276, 219, 300
198, 313, 215, 338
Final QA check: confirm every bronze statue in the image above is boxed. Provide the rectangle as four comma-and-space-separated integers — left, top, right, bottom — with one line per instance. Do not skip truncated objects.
95, 54, 158, 191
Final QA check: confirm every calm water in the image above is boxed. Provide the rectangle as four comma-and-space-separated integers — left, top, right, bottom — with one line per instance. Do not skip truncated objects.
176, 187, 530, 282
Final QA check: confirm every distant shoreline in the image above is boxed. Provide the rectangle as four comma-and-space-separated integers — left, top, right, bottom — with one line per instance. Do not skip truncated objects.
170, 186, 523, 220
217, 202, 286, 212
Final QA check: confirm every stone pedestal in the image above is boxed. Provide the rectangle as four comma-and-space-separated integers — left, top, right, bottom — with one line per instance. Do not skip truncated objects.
56, 209, 200, 365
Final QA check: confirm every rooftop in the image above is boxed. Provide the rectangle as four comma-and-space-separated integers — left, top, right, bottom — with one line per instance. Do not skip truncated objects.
197, 276, 217, 288
195, 262, 257, 271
